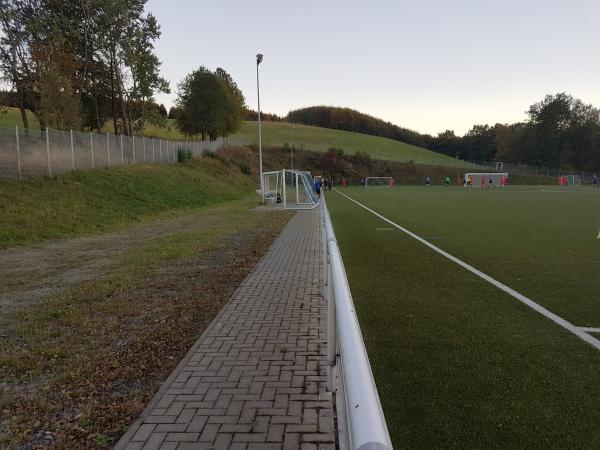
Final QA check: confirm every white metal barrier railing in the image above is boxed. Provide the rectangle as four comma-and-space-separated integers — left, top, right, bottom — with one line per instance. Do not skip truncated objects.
321, 194, 393, 450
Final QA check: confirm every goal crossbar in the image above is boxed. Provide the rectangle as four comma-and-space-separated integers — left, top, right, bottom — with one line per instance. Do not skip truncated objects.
365, 177, 394, 187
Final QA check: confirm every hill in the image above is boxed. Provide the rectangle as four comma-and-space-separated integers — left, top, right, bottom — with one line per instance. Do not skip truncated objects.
0, 107, 474, 167
0, 155, 254, 247
229, 121, 474, 167
287, 105, 426, 147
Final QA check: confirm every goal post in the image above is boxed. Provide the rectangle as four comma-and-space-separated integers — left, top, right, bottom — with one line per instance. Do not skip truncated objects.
262, 169, 319, 209
559, 174, 582, 186
465, 172, 509, 188
365, 177, 394, 187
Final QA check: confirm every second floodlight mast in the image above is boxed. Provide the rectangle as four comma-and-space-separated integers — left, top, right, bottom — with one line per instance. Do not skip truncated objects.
256, 53, 263, 194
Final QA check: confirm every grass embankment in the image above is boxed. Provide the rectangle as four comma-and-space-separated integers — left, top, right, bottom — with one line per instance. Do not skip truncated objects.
327, 186, 600, 449
0, 154, 255, 247
0, 106, 474, 167
220, 145, 552, 185
230, 121, 473, 167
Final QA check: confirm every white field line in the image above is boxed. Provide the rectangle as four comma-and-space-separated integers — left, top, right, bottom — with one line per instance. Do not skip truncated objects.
577, 327, 600, 333
333, 189, 600, 352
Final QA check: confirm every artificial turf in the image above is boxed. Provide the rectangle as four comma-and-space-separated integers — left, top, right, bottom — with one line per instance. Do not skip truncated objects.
326, 185, 600, 449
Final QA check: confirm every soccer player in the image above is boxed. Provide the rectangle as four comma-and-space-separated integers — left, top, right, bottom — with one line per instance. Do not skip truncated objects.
444, 176, 451, 187
425, 176, 431, 189
467, 175, 473, 188
360, 178, 366, 189
314, 178, 322, 198
593, 173, 599, 189
489, 176, 494, 188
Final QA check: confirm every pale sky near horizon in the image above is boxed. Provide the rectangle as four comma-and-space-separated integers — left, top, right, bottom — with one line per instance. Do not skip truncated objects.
145, 0, 600, 136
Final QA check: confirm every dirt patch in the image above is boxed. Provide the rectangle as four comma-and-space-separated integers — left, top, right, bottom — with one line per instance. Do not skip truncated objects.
0, 204, 260, 331
0, 201, 292, 449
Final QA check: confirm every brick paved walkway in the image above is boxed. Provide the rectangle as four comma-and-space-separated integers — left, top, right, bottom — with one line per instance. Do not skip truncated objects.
116, 209, 335, 450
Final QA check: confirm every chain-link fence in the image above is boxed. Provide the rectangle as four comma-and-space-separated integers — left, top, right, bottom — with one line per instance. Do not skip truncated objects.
0, 125, 246, 180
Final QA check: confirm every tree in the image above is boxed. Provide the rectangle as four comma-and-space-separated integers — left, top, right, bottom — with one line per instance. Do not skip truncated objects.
168, 106, 181, 119
175, 66, 244, 140
158, 103, 167, 117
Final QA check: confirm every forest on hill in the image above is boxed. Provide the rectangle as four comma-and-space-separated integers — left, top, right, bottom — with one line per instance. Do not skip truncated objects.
288, 96, 600, 172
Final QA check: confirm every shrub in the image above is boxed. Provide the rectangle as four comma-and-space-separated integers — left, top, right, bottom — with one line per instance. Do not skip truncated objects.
238, 163, 251, 175
177, 148, 193, 162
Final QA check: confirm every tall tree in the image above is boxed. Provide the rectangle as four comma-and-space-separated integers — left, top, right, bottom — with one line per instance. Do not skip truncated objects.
175, 66, 244, 140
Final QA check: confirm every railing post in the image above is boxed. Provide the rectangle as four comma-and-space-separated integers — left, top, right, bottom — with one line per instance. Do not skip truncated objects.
107, 133, 111, 167
132, 135, 136, 162
143, 136, 146, 161
70, 129, 75, 170
120, 134, 124, 164
159, 139, 162, 162
15, 125, 22, 180
90, 132, 95, 168
46, 127, 52, 177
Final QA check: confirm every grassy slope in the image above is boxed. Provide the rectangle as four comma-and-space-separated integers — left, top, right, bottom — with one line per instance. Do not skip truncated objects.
229, 121, 472, 167
0, 107, 40, 129
0, 107, 472, 167
327, 186, 600, 449
0, 156, 255, 247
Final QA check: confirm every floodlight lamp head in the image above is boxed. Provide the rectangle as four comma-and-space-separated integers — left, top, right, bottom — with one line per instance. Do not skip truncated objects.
256, 53, 263, 65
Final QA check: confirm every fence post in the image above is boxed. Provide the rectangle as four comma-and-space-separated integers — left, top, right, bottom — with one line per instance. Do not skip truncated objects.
70, 129, 75, 171
132, 136, 136, 162
90, 132, 95, 168
15, 125, 22, 180
143, 137, 146, 161
120, 134, 124, 164
159, 139, 162, 162
152, 138, 155, 161
46, 127, 52, 177
107, 133, 111, 167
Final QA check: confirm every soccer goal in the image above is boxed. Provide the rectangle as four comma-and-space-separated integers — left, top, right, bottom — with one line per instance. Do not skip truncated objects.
365, 177, 394, 187
561, 174, 582, 186
262, 169, 319, 209
465, 172, 509, 188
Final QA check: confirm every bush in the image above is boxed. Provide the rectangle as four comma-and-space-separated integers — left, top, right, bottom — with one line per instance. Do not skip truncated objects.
238, 163, 251, 175
178, 148, 193, 162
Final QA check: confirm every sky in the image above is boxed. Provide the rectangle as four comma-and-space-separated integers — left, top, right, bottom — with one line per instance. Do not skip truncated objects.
145, 0, 600, 136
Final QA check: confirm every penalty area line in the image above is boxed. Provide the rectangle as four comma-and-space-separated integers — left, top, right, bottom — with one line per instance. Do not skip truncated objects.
333, 188, 600, 352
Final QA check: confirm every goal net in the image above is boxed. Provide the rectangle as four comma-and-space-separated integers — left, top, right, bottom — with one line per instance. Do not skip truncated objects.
262, 169, 319, 209
366, 177, 394, 187
560, 175, 582, 186
465, 172, 508, 188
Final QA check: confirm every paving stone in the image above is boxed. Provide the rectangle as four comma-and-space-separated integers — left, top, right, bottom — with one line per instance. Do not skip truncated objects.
115, 210, 335, 449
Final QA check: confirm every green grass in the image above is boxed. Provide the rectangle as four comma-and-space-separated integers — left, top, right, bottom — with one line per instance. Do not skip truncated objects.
326, 185, 600, 449
230, 121, 474, 167
0, 156, 255, 247
0, 106, 474, 167
0, 107, 39, 129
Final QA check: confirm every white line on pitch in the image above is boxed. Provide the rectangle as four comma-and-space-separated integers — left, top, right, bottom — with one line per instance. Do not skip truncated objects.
333, 188, 600, 352
577, 327, 600, 333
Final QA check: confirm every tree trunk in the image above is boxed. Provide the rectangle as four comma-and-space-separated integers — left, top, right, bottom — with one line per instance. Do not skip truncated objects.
115, 67, 130, 136
109, 49, 118, 134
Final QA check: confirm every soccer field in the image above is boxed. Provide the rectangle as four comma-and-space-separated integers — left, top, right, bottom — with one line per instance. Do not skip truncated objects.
326, 185, 600, 449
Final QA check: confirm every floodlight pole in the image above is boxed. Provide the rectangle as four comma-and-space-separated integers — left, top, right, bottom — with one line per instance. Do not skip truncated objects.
256, 53, 264, 194
290, 124, 294, 170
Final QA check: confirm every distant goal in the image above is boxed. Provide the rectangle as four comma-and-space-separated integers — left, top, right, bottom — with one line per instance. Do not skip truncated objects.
559, 175, 582, 186
262, 169, 319, 209
366, 177, 395, 187
465, 172, 509, 187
